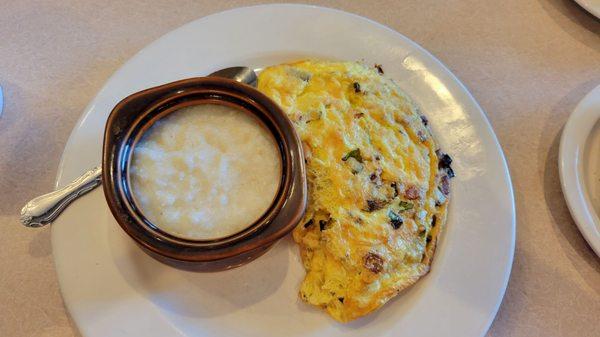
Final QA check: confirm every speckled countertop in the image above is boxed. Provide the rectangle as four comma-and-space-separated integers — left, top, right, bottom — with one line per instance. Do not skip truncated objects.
0, 1, 598, 336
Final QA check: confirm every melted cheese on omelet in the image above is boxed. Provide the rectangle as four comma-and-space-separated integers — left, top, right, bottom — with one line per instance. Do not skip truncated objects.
257, 60, 451, 322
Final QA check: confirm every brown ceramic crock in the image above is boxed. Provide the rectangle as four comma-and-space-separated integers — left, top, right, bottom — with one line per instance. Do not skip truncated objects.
102, 77, 307, 271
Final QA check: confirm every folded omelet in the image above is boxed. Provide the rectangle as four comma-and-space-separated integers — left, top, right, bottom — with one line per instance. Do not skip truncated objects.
257, 60, 454, 322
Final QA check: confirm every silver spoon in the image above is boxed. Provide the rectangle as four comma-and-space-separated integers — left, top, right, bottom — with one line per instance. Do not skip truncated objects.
20, 67, 258, 227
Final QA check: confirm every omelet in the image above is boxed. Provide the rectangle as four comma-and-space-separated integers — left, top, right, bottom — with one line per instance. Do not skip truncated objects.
257, 60, 454, 322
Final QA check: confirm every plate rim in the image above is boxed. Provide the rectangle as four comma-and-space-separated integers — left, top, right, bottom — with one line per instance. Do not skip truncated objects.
52, 4, 516, 336
558, 84, 600, 256
573, 0, 600, 19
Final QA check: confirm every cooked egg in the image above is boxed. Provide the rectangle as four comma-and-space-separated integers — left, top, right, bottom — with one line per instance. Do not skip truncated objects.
258, 60, 453, 322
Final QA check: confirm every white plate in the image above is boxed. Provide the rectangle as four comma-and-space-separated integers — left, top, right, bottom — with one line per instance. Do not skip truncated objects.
52, 4, 515, 337
559, 84, 600, 257
574, 0, 600, 18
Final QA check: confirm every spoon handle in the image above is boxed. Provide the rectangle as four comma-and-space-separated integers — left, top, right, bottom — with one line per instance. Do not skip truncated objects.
20, 167, 102, 227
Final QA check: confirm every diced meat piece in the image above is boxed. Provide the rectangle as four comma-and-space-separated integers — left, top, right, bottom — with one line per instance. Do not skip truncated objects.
405, 186, 420, 200
364, 252, 384, 273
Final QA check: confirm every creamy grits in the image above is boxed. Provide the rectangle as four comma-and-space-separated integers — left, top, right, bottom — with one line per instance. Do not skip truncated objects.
129, 104, 281, 240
